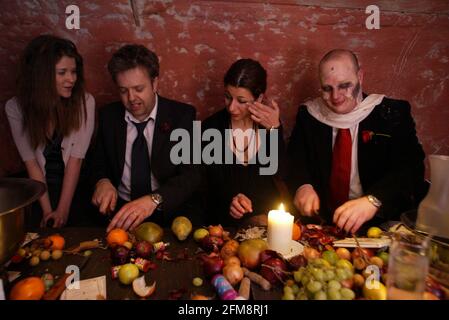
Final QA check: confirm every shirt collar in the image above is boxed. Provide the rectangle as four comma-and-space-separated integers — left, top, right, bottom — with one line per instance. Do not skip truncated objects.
124, 94, 159, 124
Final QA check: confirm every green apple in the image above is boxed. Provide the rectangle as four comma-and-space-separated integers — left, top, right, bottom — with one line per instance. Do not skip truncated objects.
118, 263, 139, 285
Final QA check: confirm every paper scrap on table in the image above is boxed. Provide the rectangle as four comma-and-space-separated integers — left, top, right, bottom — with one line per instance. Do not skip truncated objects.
7, 271, 21, 283
333, 237, 391, 248
21, 232, 39, 246
0, 280, 5, 300
60, 275, 106, 300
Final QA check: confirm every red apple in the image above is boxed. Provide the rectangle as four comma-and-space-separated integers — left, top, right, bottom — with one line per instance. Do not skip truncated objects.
135, 241, 153, 259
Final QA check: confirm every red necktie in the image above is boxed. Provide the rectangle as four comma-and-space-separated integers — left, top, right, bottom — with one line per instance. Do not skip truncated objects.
329, 128, 352, 211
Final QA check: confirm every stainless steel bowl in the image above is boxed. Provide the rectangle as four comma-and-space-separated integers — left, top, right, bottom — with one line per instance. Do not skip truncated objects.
0, 178, 45, 265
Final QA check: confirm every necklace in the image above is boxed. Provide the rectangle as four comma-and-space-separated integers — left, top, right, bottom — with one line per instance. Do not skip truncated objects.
231, 122, 258, 165
231, 122, 257, 152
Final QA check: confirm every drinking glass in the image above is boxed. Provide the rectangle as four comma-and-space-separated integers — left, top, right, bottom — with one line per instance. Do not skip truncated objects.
386, 232, 431, 300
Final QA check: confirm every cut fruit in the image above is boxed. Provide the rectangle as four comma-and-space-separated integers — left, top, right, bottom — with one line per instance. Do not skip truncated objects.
132, 276, 156, 298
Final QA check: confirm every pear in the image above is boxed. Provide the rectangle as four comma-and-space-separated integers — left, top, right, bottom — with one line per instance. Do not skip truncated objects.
171, 216, 192, 241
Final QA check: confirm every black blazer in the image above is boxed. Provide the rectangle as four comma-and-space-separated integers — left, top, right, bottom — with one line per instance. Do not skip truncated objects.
286, 96, 426, 223
91, 96, 201, 224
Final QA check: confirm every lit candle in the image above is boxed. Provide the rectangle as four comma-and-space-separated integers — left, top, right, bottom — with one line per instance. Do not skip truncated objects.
267, 203, 294, 255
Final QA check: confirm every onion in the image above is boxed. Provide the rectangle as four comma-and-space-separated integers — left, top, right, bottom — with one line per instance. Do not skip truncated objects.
303, 247, 320, 260
224, 256, 241, 266
220, 240, 239, 260
208, 225, 223, 238
223, 264, 244, 286
336, 248, 351, 260
200, 254, 224, 277
260, 257, 289, 285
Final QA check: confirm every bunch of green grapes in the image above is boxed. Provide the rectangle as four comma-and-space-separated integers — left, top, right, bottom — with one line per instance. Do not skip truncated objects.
282, 258, 356, 300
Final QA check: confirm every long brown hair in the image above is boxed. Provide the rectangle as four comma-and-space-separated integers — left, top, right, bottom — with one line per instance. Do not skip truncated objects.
16, 34, 86, 149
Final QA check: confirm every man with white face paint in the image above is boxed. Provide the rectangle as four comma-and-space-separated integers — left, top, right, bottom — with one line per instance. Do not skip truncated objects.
287, 49, 426, 234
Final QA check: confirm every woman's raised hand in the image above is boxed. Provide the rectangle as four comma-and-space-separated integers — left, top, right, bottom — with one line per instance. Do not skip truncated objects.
247, 98, 280, 129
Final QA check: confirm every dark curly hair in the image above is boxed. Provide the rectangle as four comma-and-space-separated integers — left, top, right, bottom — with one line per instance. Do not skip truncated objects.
108, 44, 159, 83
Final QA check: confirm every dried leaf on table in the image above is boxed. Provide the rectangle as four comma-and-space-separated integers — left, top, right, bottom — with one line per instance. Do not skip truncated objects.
145, 260, 158, 270
156, 250, 172, 261
168, 288, 187, 300
175, 248, 191, 261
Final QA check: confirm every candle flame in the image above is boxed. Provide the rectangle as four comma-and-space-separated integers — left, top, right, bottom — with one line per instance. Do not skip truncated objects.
278, 203, 285, 211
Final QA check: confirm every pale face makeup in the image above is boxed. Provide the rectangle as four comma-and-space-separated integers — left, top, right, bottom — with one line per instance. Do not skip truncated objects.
319, 56, 363, 114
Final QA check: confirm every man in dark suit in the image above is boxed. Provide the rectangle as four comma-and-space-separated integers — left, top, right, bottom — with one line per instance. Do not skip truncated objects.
287, 49, 425, 234
91, 44, 200, 231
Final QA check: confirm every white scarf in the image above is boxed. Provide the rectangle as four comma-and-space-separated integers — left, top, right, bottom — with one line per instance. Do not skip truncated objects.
304, 94, 385, 129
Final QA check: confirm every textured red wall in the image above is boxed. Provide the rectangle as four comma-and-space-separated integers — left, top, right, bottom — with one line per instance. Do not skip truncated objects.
1, 0, 448, 176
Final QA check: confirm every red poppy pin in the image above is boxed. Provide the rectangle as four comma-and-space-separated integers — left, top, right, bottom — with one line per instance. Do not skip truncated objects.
362, 130, 391, 143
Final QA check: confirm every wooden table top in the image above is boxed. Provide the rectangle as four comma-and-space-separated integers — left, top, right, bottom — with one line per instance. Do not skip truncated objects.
7, 227, 282, 300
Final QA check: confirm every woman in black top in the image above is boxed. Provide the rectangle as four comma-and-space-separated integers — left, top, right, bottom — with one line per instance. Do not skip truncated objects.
201, 59, 287, 227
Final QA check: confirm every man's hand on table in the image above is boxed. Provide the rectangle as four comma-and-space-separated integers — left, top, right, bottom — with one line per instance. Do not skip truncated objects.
333, 196, 378, 234
293, 184, 320, 216
107, 195, 157, 232
92, 179, 118, 214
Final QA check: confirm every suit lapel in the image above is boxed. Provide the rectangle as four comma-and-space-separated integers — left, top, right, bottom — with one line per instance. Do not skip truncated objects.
152, 97, 170, 164
357, 110, 377, 188
116, 106, 127, 178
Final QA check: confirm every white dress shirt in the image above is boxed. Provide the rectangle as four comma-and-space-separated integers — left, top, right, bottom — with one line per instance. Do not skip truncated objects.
332, 124, 363, 200
118, 95, 160, 201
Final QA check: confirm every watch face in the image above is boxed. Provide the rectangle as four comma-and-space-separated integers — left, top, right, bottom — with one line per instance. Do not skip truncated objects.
152, 194, 162, 204
369, 195, 381, 207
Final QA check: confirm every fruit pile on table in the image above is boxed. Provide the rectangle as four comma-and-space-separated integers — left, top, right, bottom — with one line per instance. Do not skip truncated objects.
192, 221, 446, 300
5, 217, 447, 300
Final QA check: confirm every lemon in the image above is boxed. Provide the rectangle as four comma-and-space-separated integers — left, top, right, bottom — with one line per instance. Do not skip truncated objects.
363, 280, 387, 300
193, 228, 209, 242
367, 227, 383, 238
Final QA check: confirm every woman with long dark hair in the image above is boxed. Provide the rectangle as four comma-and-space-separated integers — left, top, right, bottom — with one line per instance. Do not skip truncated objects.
201, 58, 287, 227
5, 34, 95, 228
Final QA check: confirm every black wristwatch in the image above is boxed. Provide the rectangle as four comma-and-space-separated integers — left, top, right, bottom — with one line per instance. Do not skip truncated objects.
367, 195, 382, 208
149, 193, 163, 208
